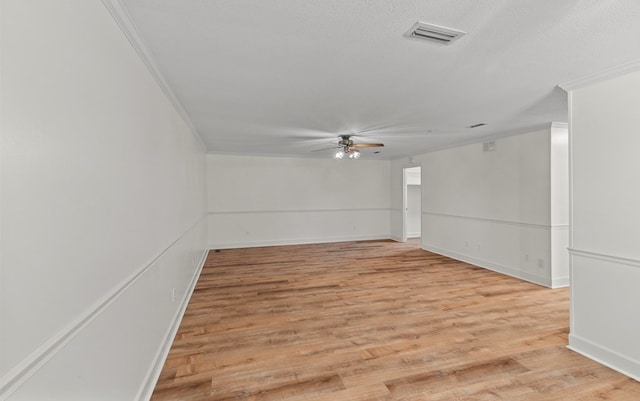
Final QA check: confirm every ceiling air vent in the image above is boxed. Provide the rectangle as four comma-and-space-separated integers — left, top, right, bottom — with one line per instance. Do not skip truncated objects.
404, 21, 466, 45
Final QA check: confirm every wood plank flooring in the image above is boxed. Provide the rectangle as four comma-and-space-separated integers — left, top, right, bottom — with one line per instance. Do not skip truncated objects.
151, 239, 640, 400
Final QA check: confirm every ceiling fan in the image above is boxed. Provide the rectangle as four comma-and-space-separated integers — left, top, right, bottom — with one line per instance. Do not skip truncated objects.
324, 135, 384, 159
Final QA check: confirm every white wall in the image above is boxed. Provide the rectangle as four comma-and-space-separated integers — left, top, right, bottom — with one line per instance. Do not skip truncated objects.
0, 2, 207, 400
400, 127, 569, 288
566, 68, 640, 380
208, 154, 390, 248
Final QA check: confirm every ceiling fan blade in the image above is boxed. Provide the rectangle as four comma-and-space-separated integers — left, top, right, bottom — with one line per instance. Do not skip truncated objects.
311, 146, 340, 152
352, 143, 384, 148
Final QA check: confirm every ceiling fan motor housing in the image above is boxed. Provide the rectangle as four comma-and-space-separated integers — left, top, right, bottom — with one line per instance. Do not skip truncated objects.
339, 135, 354, 147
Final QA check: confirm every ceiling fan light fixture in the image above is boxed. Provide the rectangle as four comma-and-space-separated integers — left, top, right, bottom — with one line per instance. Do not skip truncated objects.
329, 135, 382, 160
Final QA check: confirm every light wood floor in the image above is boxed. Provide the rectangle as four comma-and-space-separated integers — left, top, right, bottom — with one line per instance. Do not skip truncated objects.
151, 239, 640, 400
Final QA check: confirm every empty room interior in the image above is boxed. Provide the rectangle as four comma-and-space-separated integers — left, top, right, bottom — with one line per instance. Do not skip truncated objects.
3, 1, 640, 400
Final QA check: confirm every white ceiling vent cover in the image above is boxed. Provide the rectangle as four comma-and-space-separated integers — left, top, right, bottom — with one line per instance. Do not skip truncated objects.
404, 21, 466, 45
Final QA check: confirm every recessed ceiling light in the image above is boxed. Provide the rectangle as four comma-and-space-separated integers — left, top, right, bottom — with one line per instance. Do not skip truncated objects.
404, 21, 466, 46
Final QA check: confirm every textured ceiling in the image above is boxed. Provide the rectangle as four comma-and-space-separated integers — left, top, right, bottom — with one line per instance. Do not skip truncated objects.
119, 0, 640, 159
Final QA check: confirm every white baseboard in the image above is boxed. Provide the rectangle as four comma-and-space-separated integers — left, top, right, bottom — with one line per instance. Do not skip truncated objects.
422, 243, 552, 288
407, 232, 421, 238
209, 234, 390, 250
135, 248, 208, 401
552, 276, 570, 288
568, 333, 640, 381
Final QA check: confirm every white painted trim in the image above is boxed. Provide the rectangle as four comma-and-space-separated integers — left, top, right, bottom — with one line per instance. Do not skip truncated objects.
550, 122, 568, 130
569, 248, 640, 269
559, 58, 640, 91
0, 215, 207, 399
401, 166, 407, 243
208, 208, 390, 215
207, 149, 396, 161
135, 248, 208, 401
0, 1, 4, 394
422, 243, 552, 288
210, 235, 391, 250
567, 91, 574, 249
100, 0, 206, 151
551, 276, 570, 288
422, 211, 566, 231
567, 90, 575, 331
401, 163, 422, 244
568, 334, 640, 382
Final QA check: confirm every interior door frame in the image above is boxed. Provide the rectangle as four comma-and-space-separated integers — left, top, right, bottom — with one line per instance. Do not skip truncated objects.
402, 164, 422, 243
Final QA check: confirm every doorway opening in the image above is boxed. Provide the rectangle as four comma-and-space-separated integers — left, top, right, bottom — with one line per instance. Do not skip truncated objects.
402, 166, 421, 246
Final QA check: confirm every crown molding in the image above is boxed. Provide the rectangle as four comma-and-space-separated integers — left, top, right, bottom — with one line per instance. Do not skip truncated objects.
558, 58, 640, 92
101, 0, 207, 151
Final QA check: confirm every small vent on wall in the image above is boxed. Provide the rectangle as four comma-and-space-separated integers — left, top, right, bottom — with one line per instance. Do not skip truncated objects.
483, 141, 496, 152
404, 22, 466, 45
